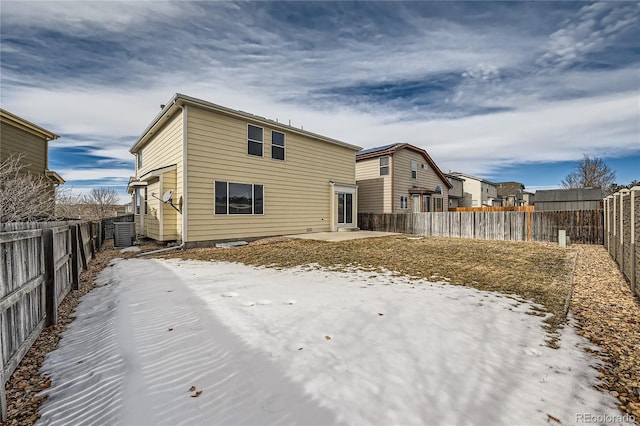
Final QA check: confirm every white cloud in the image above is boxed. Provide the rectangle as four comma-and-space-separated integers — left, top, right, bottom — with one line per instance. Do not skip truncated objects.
537, 2, 639, 68
1, 1, 188, 33
57, 168, 133, 181
2, 2, 638, 189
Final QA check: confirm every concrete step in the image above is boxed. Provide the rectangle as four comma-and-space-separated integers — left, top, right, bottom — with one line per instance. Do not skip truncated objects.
337, 227, 360, 232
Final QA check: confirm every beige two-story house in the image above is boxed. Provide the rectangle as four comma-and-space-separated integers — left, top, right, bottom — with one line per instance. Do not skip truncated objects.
0, 108, 65, 190
448, 172, 498, 207
128, 94, 361, 246
356, 143, 452, 213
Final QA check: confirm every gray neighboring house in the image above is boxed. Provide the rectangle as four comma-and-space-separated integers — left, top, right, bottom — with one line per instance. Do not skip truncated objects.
496, 181, 533, 206
445, 173, 465, 208
534, 188, 603, 211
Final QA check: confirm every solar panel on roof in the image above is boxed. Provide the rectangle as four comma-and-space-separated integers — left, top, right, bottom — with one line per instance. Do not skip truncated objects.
356, 144, 398, 157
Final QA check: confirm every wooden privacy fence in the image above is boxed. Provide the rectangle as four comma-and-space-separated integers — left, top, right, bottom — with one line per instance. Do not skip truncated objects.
0, 220, 101, 420
358, 210, 603, 244
604, 187, 640, 299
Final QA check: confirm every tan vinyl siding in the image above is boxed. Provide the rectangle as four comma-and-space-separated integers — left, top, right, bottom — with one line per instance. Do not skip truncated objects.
136, 112, 183, 241
356, 157, 392, 213
393, 149, 449, 211
186, 107, 356, 242
1, 122, 47, 175
144, 180, 160, 239
161, 170, 179, 241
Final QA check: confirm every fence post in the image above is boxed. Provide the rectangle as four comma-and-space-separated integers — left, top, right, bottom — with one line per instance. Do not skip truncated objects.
1, 335, 6, 421
89, 222, 95, 259
78, 225, 88, 270
97, 221, 103, 251
43, 228, 57, 327
631, 187, 637, 296
619, 191, 627, 274
70, 225, 80, 290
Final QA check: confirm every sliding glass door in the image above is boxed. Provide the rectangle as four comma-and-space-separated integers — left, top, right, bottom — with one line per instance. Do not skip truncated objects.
337, 192, 353, 225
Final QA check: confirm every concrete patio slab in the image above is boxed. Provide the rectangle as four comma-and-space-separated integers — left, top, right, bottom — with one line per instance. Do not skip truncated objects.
287, 230, 400, 242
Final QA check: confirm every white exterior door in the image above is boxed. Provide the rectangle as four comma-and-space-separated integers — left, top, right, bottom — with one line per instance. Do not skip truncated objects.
337, 192, 353, 225
412, 195, 421, 213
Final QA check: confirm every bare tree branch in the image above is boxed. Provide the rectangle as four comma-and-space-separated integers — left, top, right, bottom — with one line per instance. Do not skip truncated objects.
0, 154, 57, 223
561, 154, 616, 196
55, 187, 84, 219
82, 188, 121, 219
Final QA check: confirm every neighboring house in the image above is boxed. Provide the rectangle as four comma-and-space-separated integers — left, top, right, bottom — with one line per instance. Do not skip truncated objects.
0, 108, 65, 191
128, 94, 361, 246
445, 173, 464, 209
534, 188, 603, 211
118, 202, 134, 215
448, 172, 498, 207
355, 143, 452, 213
495, 181, 533, 207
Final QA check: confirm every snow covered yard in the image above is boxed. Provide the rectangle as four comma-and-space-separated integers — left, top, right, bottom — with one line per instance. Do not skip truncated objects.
36, 257, 631, 426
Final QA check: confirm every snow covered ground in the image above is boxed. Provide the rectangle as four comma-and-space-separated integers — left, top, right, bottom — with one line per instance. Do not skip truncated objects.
36, 258, 632, 426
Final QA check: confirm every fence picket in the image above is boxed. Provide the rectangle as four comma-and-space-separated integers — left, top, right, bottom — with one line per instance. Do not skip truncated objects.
359, 210, 603, 244
0, 214, 134, 420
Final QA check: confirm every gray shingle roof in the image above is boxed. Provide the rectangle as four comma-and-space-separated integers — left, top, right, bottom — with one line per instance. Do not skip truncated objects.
534, 188, 603, 202
356, 144, 399, 157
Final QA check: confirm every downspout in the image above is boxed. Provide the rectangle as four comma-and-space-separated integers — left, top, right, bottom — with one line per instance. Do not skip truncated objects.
180, 103, 188, 246
140, 99, 188, 252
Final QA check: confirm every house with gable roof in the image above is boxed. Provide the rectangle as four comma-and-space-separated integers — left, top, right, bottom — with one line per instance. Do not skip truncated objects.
128, 94, 361, 246
355, 143, 452, 213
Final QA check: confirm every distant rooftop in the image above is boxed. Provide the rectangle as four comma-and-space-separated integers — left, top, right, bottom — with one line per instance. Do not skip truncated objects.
356, 144, 399, 158
534, 187, 603, 202
448, 172, 497, 186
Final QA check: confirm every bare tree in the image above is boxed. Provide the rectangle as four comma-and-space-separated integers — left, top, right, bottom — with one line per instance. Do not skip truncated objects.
55, 186, 84, 219
0, 154, 57, 223
561, 154, 616, 195
82, 188, 121, 219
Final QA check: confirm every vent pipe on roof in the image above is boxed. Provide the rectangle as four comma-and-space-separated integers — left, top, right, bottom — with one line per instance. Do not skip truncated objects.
160, 104, 165, 109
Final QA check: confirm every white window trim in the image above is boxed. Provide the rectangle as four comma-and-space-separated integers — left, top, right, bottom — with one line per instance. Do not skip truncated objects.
271, 130, 285, 161
380, 156, 390, 176
215, 180, 265, 215
411, 160, 417, 179
247, 124, 264, 157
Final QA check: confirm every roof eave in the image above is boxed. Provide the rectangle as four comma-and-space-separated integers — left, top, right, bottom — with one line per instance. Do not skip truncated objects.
130, 93, 362, 154
0, 108, 59, 141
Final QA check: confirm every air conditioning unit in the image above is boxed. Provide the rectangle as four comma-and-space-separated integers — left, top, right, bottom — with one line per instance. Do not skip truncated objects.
114, 222, 135, 248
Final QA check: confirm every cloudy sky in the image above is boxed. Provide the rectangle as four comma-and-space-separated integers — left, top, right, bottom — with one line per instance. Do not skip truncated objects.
1, 1, 638, 201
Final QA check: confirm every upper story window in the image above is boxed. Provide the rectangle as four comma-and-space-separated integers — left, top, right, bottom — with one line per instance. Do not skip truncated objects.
248, 124, 263, 157
411, 160, 417, 179
380, 156, 389, 176
137, 151, 142, 169
435, 185, 442, 194
271, 131, 285, 161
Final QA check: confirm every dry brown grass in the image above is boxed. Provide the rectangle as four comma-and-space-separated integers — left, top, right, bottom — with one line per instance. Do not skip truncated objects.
162, 235, 575, 337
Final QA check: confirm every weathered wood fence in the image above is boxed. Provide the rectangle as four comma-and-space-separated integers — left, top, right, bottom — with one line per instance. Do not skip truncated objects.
358, 210, 603, 244
0, 221, 97, 420
604, 187, 640, 299
0, 214, 134, 420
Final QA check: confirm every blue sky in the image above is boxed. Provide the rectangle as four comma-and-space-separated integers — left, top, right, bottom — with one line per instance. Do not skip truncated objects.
1, 1, 638, 202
